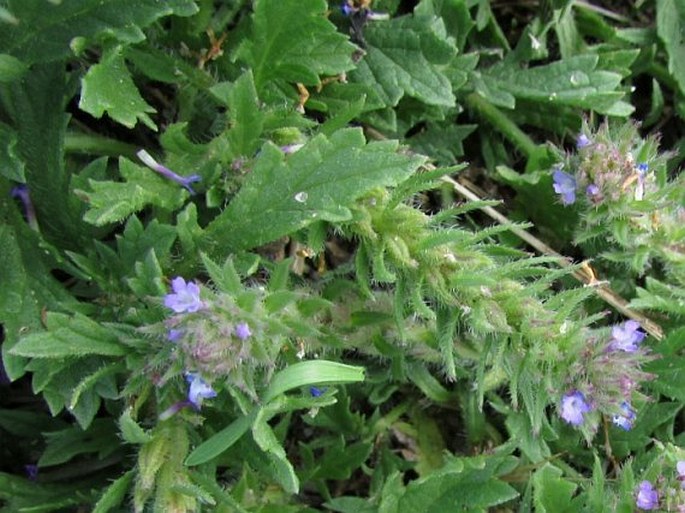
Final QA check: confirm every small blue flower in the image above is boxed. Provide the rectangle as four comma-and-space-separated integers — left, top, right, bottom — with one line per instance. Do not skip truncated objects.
185, 372, 217, 409
609, 320, 646, 353
560, 390, 591, 426
10, 184, 39, 230
309, 386, 326, 397
612, 402, 636, 430
24, 464, 38, 481
137, 149, 201, 194
576, 133, 591, 149
164, 277, 203, 313
635, 480, 658, 510
340, 2, 358, 15
234, 322, 252, 341
552, 169, 577, 205
677, 461, 685, 489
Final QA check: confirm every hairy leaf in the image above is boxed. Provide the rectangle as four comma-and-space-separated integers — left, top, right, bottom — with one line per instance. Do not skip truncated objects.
203, 128, 426, 252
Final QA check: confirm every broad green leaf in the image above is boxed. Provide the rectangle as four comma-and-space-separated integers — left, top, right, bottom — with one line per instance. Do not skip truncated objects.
657, 0, 685, 96
263, 360, 365, 403
397, 456, 519, 512
252, 414, 299, 493
79, 47, 157, 130
0, 221, 79, 380
78, 157, 188, 226
0, 53, 27, 82
203, 128, 426, 252
350, 15, 457, 108
10, 312, 125, 358
237, 0, 357, 91
0, 0, 198, 64
2, 63, 86, 247
476, 54, 631, 115
39, 419, 119, 467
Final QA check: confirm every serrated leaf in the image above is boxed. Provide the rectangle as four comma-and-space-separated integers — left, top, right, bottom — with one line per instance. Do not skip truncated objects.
0, 0, 198, 64
397, 457, 519, 512
476, 54, 630, 115
350, 15, 456, 108
10, 312, 125, 358
237, 0, 357, 91
203, 128, 426, 252
225, 70, 265, 159
79, 47, 157, 130
657, 0, 685, 96
78, 157, 187, 226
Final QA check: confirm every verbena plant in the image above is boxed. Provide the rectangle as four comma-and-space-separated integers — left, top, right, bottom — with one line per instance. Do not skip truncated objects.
1, 1, 684, 512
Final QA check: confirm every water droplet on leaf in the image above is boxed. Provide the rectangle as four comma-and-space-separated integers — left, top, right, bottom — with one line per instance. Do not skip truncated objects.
294, 191, 308, 203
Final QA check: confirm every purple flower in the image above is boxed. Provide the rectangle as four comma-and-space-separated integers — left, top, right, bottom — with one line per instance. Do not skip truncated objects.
552, 169, 577, 205
10, 184, 39, 231
612, 402, 636, 430
136, 150, 201, 195
635, 480, 658, 510
340, 2, 358, 15
560, 391, 591, 426
185, 372, 217, 409
234, 322, 252, 341
635, 163, 648, 200
164, 277, 203, 313
168, 329, 183, 342
576, 133, 591, 149
24, 464, 38, 481
609, 320, 646, 353
586, 184, 600, 197
677, 461, 685, 489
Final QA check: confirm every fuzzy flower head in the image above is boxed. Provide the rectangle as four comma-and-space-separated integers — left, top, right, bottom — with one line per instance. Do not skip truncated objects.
164, 277, 203, 313
612, 401, 636, 430
609, 320, 646, 353
560, 391, 591, 426
635, 480, 658, 510
234, 322, 252, 341
552, 169, 577, 205
185, 372, 217, 409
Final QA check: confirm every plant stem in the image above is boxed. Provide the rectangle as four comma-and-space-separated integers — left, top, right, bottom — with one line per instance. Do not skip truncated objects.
65, 132, 138, 159
465, 92, 538, 160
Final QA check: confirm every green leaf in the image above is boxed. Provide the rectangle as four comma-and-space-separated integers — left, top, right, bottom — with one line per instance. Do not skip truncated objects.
79, 47, 157, 130
532, 464, 577, 513
203, 128, 426, 252
185, 413, 256, 466
225, 71, 265, 159
657, 0, 685, 96
0, 122, 24, 181
2, 63, 87, 247
78, 157, 188, 226
350, 15, 457, 108
397, 456, 519, 512
93, 471, 135, 513
0, 0, 198, 64
263, 360, 365, 403
10, 312, 125, 358
476, 54, 631, 115
119, 409, 152, 444
0, 53, 27, 82
237, 0, 357, 91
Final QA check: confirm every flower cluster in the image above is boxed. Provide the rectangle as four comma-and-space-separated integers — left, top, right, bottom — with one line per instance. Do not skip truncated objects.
560, 320, 652, 430
158, 275, 290, 403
